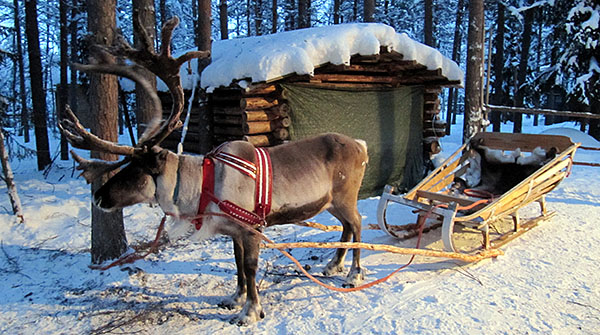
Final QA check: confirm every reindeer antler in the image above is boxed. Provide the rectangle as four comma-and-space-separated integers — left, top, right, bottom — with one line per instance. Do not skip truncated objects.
70, 150, 131, 184
59, 105, 138, 156
60, 16, 210, 179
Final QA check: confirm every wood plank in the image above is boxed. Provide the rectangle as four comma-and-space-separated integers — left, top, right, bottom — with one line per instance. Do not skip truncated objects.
473, 132, 575, 152
214, 114, 243, 125
212, 105, 244, 116
485, 104, 600, 120
490, 213, 556, 249
311, 73, 397, 84
405, 142, 469, 200
261, 241, 503, 263
214, 125, 244, 136
243, 134, 280, 147
243, 96, 280, 110
245, 84, 279, 96
416, 190, 478, 207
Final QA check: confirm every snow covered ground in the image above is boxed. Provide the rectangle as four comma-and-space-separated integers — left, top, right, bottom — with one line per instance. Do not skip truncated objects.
1, 116, 599, 334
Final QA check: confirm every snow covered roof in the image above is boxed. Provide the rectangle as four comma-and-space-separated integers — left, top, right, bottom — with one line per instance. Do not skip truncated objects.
200, 23, 464, 91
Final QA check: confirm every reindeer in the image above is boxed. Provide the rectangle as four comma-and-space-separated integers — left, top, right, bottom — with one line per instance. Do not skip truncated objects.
61, 17, 369, 325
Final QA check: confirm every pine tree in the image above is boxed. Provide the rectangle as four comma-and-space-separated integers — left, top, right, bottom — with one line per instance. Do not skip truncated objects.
13, 0, 29, 143
87, 0, 127, 264
463, 0, 485, 143
561, 0, 600, 139
24, 0, 51, 170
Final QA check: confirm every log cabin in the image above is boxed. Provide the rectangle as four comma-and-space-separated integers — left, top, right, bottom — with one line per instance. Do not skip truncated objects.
159, 23, 463, 197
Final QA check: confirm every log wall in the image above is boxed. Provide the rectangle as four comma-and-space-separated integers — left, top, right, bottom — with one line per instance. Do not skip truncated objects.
211, 84, 290, 147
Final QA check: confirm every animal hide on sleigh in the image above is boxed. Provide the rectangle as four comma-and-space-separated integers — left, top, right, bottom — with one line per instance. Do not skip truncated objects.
454, 138, 558, 196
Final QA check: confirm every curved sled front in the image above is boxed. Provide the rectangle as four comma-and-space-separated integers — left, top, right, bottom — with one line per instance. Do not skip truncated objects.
377, 132, 579, 253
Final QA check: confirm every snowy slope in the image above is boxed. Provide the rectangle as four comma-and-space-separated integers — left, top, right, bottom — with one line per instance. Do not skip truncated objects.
1, 116, 599, 334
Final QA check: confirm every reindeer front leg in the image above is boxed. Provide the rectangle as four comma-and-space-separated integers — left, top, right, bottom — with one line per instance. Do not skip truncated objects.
233, 233, 265, 325
219, 236, 246, 309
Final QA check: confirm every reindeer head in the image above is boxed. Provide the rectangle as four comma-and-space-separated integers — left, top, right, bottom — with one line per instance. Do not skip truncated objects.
60, 16, 209, 211
93, 147, 170, 211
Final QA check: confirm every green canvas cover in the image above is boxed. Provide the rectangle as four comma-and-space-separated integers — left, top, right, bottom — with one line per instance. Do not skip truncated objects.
282, 84, 424, 198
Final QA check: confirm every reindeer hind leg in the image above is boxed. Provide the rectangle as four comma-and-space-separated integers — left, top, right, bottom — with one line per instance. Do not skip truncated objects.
219, 236, 246, 309
323, 205, 365, 287
323, 212, 352, 276
341, 206, 365, 287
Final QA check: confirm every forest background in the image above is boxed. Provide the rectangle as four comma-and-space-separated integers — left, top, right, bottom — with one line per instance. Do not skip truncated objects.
0, 0, 597, 169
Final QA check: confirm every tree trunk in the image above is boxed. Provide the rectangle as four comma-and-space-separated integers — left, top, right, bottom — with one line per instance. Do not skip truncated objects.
333, 0, 341, 24
0, 127, 24, 223
198, 0, 213, 154
14, 0, 29, 143
490, 1, 505, 132
119, 87, 136, 145
272, 0, 277, 33
59, 0, 69, 160
364, 0, 375, 22
463, 0, 485, 143
220, 0, 229, 39
285, 0, 296, 30
132, 0, 157, 139
247, 0, 251, 35
445, 0, 464, 135
513, 6, 534, 134
424, 0, 435, 46
69, 0, 80, 122
87, 0, 127, 265
24, 0, 51, 170
298, 0, 311, 28
255, 0, 263, 35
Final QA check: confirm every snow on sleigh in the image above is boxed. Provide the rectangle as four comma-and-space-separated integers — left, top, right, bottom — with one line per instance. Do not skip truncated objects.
377, 132, 579, 254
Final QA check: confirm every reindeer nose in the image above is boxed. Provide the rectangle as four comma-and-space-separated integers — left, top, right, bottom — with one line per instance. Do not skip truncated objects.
94, 195, 104, 208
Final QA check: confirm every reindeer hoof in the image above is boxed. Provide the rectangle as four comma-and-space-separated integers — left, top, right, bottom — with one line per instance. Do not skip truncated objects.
218, 292, 245, 310
323, 262, 345, 276
231, 302, 264, 326
342, 267, 365, 288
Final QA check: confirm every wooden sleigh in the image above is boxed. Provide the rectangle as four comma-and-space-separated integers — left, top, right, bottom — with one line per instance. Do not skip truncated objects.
377, 132, 579, 253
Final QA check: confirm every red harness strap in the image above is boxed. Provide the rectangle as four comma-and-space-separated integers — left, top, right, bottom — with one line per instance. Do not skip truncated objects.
192, 146, 272, 230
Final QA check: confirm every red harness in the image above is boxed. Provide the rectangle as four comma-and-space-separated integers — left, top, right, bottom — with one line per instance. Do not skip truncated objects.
192, 145, 273, 230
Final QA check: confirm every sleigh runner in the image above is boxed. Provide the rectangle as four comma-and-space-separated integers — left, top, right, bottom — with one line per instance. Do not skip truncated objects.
377, 132, 579, 253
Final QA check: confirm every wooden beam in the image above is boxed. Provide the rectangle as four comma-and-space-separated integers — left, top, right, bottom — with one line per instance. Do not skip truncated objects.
272, 127, 289, 140
243, 118, 290, 134
243, 134, 280, 147
212, 105, 244, 116
243, 109, 290, 122
214, 114, 243, 125
243, 96, 280, 110
245, 84, 279, 96
311, 73, 397, 84
485, 104, 600, 120
214, 125, 244, 136
261, 241, 503, 263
